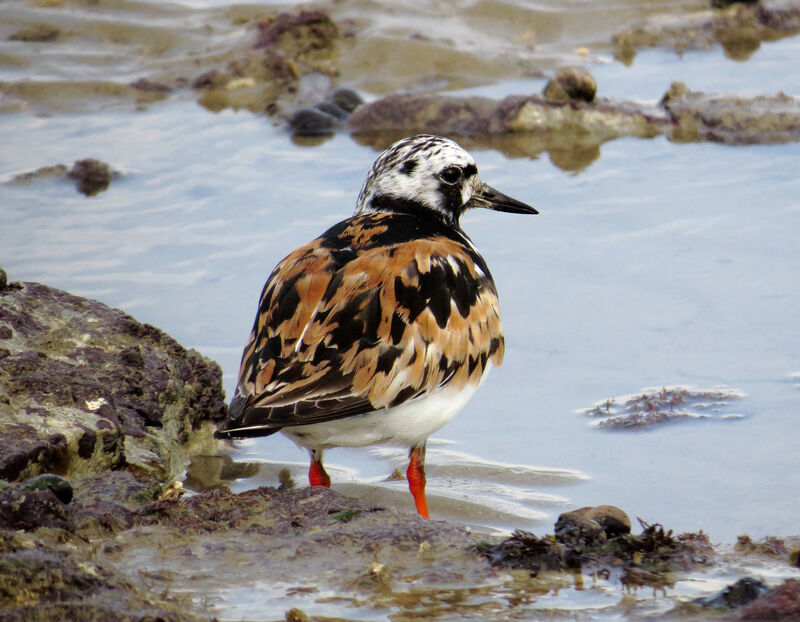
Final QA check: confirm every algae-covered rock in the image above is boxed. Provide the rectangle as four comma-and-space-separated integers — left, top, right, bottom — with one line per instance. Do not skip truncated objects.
612, 1, 800, 63
347, 91, 664, 141
662, 82, 800, 144
0, 276, 226, 483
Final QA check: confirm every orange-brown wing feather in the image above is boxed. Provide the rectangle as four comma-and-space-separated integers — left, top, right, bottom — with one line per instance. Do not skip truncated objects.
218, 214, 504, 437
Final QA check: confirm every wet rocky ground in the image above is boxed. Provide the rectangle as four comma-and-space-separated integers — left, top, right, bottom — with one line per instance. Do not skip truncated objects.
1, 271, 799, 620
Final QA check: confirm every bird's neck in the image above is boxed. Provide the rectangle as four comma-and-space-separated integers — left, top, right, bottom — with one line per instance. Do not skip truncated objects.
363, 194, 461, 229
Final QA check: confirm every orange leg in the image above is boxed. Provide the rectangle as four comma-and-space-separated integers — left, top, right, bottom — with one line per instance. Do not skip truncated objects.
407, 445, 429, 518
308, 450, 331, 488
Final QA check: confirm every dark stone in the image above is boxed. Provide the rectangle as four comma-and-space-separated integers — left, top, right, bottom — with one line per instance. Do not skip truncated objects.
701, 577, 767, 608
77, 427, 97, 459
289, 107, 340, 135
315, 100, 349, 120
67, 158, 113, 196
21, 473, 74, 504
0, 431, 68, 481
329, 88, 364, 113
555, 505, 631, 547
0, 485, 73, 531
544, 67, 597, 103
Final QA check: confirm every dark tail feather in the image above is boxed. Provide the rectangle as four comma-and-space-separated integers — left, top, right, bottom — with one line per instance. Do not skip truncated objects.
214, 394, 281, 439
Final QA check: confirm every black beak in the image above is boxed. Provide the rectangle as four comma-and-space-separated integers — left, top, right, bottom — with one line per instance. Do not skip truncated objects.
469, 182, 538, 215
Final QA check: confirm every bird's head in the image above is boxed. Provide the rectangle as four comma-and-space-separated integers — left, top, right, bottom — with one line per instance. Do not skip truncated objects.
355, 134, 537, 227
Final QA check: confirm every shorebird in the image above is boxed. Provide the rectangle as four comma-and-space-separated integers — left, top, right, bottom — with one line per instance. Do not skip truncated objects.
216, 135, 537, 517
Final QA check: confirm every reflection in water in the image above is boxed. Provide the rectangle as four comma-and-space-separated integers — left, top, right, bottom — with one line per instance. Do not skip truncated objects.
208, 446, 586, 533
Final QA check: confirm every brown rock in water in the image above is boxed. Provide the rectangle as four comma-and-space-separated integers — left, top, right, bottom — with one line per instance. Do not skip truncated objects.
544, 67, 597, 103
67, 158, 114, 196
8, 164, 68, 186
555, 505, 631, 547
9, 24, 61, 42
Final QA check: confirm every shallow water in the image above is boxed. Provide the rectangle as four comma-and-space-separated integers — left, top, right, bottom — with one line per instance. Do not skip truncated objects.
1, 0, 799, 590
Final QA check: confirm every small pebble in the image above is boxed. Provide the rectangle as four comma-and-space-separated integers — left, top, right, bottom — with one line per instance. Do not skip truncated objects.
329, 88, 364, 113
289, 107, 340, 136
543, 67, 597, 103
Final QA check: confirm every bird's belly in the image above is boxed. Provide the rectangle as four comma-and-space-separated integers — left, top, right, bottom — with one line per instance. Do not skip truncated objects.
281, 380, 483, 449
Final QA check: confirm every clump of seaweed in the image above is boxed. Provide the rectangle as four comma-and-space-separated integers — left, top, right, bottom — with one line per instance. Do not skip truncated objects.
478, 507, 712, 590
581, 385, 744, 430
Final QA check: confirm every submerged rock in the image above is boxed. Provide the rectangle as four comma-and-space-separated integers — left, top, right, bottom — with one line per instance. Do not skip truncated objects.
663, 82, 800, 144
612, 0, 800, 62
194, 8, 343, 115
8, 160, 121, 196
344, 79, 800, 152
0, 274, 226, 483
348, 90, 664, 142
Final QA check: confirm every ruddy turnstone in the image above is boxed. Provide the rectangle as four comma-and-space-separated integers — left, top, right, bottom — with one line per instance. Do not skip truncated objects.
216, 134, 537, 517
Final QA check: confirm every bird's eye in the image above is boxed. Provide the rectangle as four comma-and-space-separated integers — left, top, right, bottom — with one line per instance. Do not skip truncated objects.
438, 167, 462, 185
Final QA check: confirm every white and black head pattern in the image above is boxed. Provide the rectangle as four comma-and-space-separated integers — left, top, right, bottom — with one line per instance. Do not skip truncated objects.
355, 134, 537, 227
355, 135, 481, 226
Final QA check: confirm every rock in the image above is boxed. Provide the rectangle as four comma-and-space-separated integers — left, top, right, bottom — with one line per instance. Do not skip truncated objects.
9, 24, 61, 42
0, 483, 73, 531
329, 88, 364, 113
555, 505, 631, 547
740, 578, 800, 619
66, 158, 115, 196
192, 69, 226, 90
285, 608, 310, 622
0, 529, 201, 621
287, 89, 364, 136
543, 67, 597, 103
22, 473, 73, 504
612, 1, 800, 62
699, 576, 767, 608
7, 164, 68, 186
347, 91, 665, 143
662, 85, 800, 144
129, 78, 172, 93
254, 10, 337, 50
289, 106, 341, 135
0, 280, 226, 483
0, 267, 6, 291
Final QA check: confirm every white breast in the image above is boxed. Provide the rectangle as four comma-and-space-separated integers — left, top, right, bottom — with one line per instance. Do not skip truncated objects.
281, 366, 491, 449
